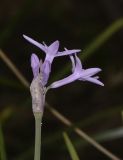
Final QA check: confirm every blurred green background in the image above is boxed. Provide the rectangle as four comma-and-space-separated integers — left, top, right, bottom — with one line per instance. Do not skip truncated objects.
0, 0, 123, 159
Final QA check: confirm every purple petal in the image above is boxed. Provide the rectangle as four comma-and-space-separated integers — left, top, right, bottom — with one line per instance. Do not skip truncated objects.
31, 53, 40, 78
45, 41, 59, 63
48, 73, 78, 89
23, 35, 47, 52
74, 55, 83, 72
70, 55, 75, 72
31, 53, 40, 68
79, 68, 102, 78
48, 40, 59, 54
83, 77, 104, 86
42, 60, 51, 85
57, 49, 81, 57
79, 75, 99, 81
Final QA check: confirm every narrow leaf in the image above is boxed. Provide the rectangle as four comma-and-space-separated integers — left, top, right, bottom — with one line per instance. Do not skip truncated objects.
63, 132, 80, 160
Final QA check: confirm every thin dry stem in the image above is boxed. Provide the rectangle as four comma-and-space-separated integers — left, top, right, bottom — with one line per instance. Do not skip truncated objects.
0, 49, 121, 160
0, 50, 29, 88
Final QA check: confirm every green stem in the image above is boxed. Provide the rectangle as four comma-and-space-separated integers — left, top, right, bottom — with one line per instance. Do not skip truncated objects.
34, 112, 43, 160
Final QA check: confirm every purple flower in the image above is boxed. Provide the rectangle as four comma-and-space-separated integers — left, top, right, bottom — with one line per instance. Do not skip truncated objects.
23, 35, 104, 113
48, 54, 104, 89
24, 35, 104, 90
23, 35, 81, 85
23, 35, 81, 64
24, 36, 104, 113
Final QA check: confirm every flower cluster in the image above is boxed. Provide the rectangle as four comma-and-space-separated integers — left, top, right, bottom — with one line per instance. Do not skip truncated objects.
23, 35, 104, 113
23, 35, 104, 91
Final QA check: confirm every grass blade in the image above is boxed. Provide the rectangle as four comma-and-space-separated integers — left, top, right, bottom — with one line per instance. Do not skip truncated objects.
63, 132, 80, 160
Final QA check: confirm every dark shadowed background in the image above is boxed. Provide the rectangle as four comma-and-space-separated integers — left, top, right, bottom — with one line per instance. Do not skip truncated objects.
0, 0, 123, 159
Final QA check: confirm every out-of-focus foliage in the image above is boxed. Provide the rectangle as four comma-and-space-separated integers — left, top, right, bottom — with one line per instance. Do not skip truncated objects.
0, 0, 123, 159
0, 124, 7, 160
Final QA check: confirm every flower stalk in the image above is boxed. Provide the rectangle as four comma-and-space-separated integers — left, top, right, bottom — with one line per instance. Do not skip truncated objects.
34, 112, 43, 160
